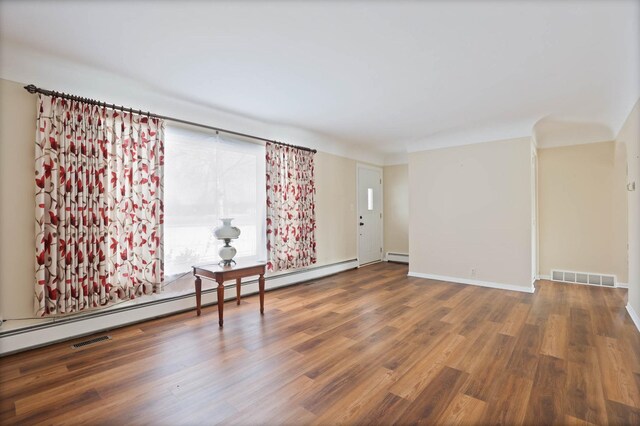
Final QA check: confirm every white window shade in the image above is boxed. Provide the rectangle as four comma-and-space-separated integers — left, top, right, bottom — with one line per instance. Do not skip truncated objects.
164, 126, 266, 276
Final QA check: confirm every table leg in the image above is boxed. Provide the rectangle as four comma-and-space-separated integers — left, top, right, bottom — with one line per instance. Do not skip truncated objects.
217, 278, 225, 327
259, 273, 265, 314
195, 276, 202, 316
236, 278, 241, 305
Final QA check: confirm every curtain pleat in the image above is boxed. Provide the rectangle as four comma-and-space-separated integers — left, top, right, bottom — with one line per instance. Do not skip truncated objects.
34, 95, 164, 316
265, 143, 316, 272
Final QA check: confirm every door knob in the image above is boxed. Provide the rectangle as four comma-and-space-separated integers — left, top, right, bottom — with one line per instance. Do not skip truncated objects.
359, 222, 364, 226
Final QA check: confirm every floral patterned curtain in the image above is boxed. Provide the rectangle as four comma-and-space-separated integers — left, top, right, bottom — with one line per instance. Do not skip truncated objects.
265, 142, 316, 272
35, 94, 164, 316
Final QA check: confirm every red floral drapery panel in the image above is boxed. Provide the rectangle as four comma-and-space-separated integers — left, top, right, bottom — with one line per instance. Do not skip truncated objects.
35, 94, 164, 316
265, 143, 316, 272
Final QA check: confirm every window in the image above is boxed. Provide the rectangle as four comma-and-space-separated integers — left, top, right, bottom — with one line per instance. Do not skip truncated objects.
367, 188, 374, 211
164, 126, 266, 276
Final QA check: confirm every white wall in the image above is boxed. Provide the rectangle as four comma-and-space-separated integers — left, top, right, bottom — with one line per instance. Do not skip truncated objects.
315, 152, 357, 265
408, 137, 533, 292
383, 164, 409, 255
0, 78, 36, 322
538, 141, 628, 282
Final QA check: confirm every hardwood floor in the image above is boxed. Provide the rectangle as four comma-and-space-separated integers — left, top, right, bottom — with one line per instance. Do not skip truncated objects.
1, 262, 639, 425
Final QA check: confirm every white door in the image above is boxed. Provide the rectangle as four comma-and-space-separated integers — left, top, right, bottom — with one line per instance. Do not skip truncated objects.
357, 165, 383, 265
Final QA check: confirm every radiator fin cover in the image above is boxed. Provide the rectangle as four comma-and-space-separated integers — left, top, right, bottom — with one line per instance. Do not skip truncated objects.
549, 270, 617, 288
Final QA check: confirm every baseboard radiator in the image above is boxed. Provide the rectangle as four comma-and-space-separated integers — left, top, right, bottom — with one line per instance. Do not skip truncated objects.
386, 252, 409, 264
0, 259, 358, 356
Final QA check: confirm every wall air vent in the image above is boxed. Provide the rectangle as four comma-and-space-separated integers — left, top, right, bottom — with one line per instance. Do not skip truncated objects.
601, 275, 615, 287
550, 270, 617, 287
71, 335, 111, 349
576, 273, 588, 284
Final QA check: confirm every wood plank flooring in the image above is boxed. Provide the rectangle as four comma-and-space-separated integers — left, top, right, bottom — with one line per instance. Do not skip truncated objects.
1, 262, 639, 425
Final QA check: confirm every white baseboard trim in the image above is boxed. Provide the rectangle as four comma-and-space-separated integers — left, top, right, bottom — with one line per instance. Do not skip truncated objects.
0, 259, 358, 356
386, 252, 409, 264
617, 282, 629, 289
408, 271, 535, 294
537, 275, 551, 280
626, 303, 640, 333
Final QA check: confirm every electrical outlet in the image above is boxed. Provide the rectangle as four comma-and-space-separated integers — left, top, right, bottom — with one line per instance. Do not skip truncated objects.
470, 268, 477, 278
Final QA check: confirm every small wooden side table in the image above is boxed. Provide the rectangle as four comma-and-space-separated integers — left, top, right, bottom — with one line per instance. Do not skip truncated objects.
192, 260, 267, 326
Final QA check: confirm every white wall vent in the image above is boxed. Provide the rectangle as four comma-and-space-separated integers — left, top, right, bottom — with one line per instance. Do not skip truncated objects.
550, 270, 616, 287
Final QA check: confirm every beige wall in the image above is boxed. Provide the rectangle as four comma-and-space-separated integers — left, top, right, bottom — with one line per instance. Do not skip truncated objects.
315, 151, 357, 265
0, 79, 36, 320
408, 137, 533, 290
383, 164, 409, 255
617, 99, 640, 318
538, 141, 628, 282
0, 78, 359, 322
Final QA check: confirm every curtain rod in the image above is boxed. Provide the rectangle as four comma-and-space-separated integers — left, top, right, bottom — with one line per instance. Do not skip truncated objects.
23, 84, 317, 153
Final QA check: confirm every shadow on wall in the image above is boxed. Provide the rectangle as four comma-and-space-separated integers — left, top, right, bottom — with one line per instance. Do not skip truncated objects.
533, 116, 614, 148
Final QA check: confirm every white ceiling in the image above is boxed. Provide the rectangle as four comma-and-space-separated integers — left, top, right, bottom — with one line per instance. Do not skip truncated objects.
1, 0, 638, 157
